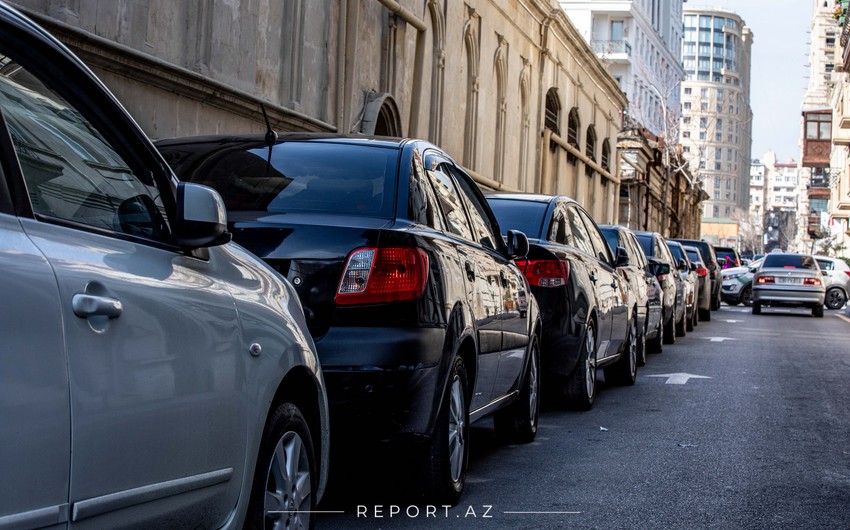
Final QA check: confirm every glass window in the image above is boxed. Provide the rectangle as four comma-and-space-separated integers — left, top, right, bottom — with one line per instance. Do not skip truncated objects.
566, 206, 594, 256
408, 150, 444, 230
447, 165, 499, 251
487, 199, 547, 239
425, 163, 473, 240
0, 54, 171, 243
764, 254, 817, 270
805, 112, 831, 140
577, 208, 612, 264
816, 258, 834, 271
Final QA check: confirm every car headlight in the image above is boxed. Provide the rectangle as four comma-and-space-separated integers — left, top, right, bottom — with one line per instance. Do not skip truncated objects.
723, 272, 744, 280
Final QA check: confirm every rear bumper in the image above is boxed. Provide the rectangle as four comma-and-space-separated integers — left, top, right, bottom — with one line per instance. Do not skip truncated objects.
316, 326, 446, 440
753, 288, 824, 306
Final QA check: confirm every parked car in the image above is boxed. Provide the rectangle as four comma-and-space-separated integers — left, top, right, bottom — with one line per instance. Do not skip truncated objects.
715, 245, 742, 270
600, 224, 664, 365
485, 194, 637, 411
667, 240, 698, 332
671, 238, 722, 310
157, 133, 541, 505
683, 245, 712, 320
753, 253, 826, 317
636, 231, 686, 343
814, 255, 850, 309
0, 5, 329, 528
721, 256, 764, 307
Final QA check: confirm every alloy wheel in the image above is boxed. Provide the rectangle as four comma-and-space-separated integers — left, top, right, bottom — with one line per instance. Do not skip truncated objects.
448, 374, 466, 483
585, 326, 596, 400
264, 431, 312, 529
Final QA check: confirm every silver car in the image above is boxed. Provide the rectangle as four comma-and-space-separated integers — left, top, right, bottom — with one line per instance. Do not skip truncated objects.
814, 255, 850, 309
0, 5, 328, 528
752, 253, 826, 317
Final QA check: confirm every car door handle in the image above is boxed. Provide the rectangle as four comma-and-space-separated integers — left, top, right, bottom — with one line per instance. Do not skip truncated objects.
465, 261, 475, 281
610, 281, 618, 289
500, 271, 508, 288
589, 272, 598, 283
72, 294, 123, 319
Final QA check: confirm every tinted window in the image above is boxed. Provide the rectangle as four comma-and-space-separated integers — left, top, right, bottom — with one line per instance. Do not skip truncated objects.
668, 243, 685, 261
816, 259, 833, 271
426, 163, 474, 240
685, 249, 702, 264
449, 166, 498, 250
167, 141, 398, 218
577, 209, 611, 263
486, 199, 547, 239
600, 228, 620, 257
408, 150, 444, 230
626, 233, 646, 268
566, 206, 594, 255
636, 234, 653, 258
764, 254, 818, 270
1, 54, 170, 243
548, 207, 570, 245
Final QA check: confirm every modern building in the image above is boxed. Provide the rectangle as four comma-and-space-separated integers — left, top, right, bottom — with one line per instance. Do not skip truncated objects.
679, 7, 753, 232
749, 152, 805, 253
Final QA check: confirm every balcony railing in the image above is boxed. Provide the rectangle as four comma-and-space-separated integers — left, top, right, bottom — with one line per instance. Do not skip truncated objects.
591, 40, 632, 57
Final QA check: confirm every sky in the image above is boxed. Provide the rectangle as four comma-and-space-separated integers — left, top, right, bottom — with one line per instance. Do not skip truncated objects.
686, 1, 814, 163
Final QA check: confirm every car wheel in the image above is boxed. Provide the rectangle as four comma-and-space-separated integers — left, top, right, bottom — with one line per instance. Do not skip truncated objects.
636, 314, 648, 366
494, 337, 540, 444
423, 357, 469, 506
565, 322, 597, 411
647, 311, 663, 353
825, 288, 847, 310
741, 285, 754, 307
752, 301, 761, 315
699, 306, 711, 321
813, 304, 825, 318
686, 308, 694, 332
675, 302, 686, 337
692, 304, 699, 328
605, 317, 637, 386
247, 402, 316, 530
662, 307, 676, 345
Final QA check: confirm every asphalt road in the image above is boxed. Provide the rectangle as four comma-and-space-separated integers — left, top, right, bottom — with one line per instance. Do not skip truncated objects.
317, 305, 850, 529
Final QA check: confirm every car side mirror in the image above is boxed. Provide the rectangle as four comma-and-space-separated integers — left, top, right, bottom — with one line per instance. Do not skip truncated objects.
650, 261, 671, 276
678, 258, 688, 271
174, 182, 232, 249
689, 262, 698, 271
822, 270, 828, 276
615, 246, 629, 267
506, 229, 529, 259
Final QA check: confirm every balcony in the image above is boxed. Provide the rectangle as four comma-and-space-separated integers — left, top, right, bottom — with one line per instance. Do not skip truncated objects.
591, 40, 632, 62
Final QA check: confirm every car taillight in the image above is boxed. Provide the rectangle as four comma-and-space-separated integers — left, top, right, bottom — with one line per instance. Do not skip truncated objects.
335, 247, 428, 305
757, 276, 775, 284
696, 266, 708, 277
516, 259, 569, 287
804, 277, 822, 286
844, 271, 850, 278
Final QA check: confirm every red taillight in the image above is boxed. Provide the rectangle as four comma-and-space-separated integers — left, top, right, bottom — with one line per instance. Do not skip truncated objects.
757, 276, 775, 284
516, 259, 570, 287
804, 277, 822, 286
696, 266, 708, 277
844, 271, 850, 277
335, 247, 428, 305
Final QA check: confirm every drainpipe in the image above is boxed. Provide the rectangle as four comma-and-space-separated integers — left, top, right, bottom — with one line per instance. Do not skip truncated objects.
336, 0, 348, 130
376, 0, 427, 137
342, 1, 360, 133
540, 128, 553, 194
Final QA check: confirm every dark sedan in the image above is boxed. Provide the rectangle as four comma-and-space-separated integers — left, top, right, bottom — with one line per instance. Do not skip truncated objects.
487, 194, 637, 411
157, 134, 542, 505
635, 231, 686, 344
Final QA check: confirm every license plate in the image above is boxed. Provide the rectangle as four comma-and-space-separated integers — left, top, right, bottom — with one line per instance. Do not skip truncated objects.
776, 277, 801, 284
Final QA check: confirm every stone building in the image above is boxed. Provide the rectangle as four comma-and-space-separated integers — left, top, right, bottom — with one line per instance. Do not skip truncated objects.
12, 0, 627, 223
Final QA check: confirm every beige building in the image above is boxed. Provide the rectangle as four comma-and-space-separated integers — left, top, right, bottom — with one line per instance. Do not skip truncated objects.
12, 0, 627, 223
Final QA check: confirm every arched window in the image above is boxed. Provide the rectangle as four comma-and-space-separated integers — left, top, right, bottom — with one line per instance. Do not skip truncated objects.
601, 139, 611, 174
544, 88, 561, 135
567, 108, 580, 164
585, 126, 596, 177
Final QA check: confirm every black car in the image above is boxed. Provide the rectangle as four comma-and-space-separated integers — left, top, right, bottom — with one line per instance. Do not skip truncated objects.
667, 240, 698, 332
683, 245, 712, 320
157, 134, 541, 504
635, 231, 686, 345
671, 238, 721, 310
486, 194, 637, 411
600, 225, 664, 365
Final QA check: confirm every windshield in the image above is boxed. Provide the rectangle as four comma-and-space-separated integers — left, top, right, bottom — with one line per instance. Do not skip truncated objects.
763, 254, 818, 270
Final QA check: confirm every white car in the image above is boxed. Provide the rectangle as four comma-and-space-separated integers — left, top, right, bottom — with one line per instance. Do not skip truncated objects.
814, 255, 850, 309
721, 257, 764, 306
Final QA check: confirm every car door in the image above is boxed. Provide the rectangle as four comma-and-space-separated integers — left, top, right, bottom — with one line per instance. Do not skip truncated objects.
449, 164, 528, 399
0, 53, 245, 528
577, 208, 627, 358
565, 205, 614, 357
424, 155, 501, 410
0, 209, 70, 530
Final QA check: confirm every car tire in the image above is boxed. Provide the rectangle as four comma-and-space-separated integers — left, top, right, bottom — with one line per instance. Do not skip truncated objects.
711, 291, 721, 310
565, 322, 597, 411
662, 307, 676, 345
825, 287, 847, 310
423, 356, 469, 506
726, 299, 740, 307
813, 304, 825, 318
494, 337, 540, 444
675, 303, 686, 337
692, 305, 699, 328
686, 309, 694, 332
752, 301, 762, 315
246, 402, 316, 530
636, 314, 648, 366
741, 285, 754, 307
647, 313, 663, 353
699, 307, 711, 321
605, 317, 637, 386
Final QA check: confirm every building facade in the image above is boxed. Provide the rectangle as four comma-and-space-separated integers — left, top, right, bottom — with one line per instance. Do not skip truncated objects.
679, 7, 753, 232
11, 0, 627, 222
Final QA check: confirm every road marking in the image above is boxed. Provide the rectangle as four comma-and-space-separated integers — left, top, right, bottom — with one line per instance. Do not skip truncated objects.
701, 336, 737, 342
647, 373, 712, 384
723, 319, 742, 323
837, 314, 850, 324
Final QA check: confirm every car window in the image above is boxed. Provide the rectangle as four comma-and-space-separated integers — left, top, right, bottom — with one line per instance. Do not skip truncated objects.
549, 207, 570, 245
627, 233, 646, 268
576, 208, 612, 263
0, 54, 171, 243
636, 234, 653, 258
425, 162, 474, 241
816, 259, 833, 271
656, 238, 673, 264
408, 150, 444, 231
486, 198, 547, 239
601, 228, 620, 257
763, 254, 818, 270
669, 243, 685, 262
685, 249, 701, 265
565, 206, 594, 255
448, 165, 498, 251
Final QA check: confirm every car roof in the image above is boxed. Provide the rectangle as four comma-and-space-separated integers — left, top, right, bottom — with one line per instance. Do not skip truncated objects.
485, 193, 576, 205
155, 132, 411, 149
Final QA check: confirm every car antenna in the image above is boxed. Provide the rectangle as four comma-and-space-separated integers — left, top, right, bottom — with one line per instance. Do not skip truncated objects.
260, 103, 277, 176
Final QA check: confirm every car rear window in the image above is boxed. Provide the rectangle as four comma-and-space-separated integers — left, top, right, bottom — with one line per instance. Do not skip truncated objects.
763, 254, 818, 270
635, 234, 653, 257
486, 199, 548, 239
165, 141, 399, 217
668, 243, 684, 261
